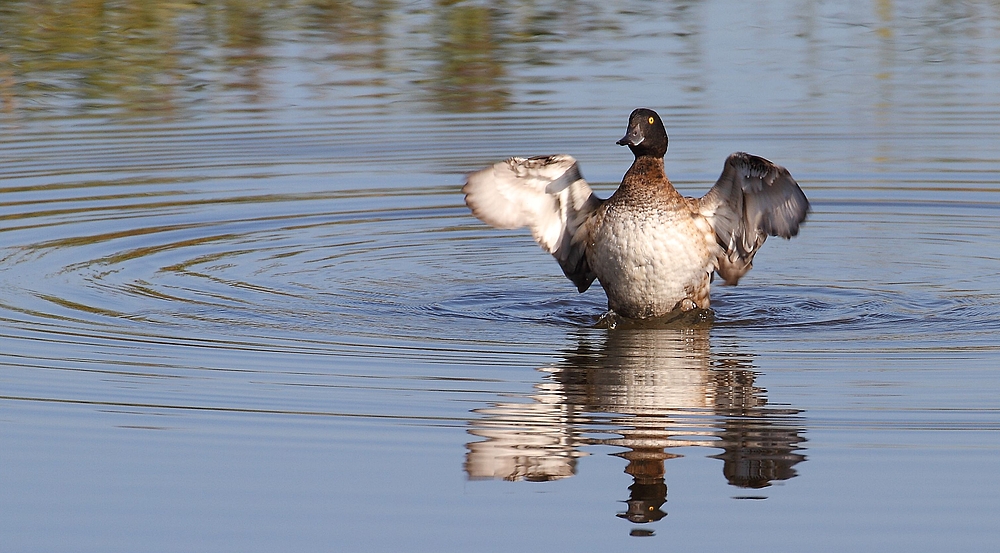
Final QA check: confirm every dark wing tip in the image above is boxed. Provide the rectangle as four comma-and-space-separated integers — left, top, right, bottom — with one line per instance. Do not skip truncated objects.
765, 166, 810, 239
727, 152, 810, 239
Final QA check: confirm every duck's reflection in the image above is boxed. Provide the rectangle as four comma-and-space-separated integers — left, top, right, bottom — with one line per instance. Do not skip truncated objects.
465, 326, 806, 529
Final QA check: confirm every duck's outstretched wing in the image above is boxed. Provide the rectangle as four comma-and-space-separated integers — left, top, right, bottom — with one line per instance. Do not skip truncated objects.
699, 152, 810, 285
462, 154, 603, 292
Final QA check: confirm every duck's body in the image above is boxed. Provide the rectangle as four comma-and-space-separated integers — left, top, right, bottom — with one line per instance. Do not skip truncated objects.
462, 108, 809, 319
586, 156, 717, 318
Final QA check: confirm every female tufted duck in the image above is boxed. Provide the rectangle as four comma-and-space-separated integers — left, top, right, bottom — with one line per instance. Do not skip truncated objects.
462, 108, 809, 319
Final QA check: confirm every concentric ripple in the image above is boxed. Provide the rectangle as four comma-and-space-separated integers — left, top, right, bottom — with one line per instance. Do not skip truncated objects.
5, 165, 1000, 364
2, 95, 999, 471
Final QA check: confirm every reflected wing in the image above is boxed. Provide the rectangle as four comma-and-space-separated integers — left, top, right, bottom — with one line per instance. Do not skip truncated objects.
462, 155, 603, 292
699, 152, 809, 285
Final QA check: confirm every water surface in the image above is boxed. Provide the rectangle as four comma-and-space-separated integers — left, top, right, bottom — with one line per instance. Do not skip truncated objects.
2, 1, 1000, 551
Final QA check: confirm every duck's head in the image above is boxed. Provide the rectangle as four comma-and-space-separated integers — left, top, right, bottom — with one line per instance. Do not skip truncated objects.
616, 108, 668, 158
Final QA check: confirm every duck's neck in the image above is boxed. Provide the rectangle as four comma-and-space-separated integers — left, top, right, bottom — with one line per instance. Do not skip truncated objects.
622, 155, 676, 193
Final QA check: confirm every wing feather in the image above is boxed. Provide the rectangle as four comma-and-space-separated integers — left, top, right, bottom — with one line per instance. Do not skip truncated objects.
700, 152, 809, 285
462, 155, 602, 292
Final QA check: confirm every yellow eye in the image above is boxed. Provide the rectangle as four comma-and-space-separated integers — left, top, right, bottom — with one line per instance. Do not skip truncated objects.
648, 116, 655, 124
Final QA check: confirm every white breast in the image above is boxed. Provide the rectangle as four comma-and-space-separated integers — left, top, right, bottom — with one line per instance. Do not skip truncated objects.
588, 204, 717, 317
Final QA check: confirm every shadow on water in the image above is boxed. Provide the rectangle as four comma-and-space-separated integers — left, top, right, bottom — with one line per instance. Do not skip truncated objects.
465, 326, 806, 534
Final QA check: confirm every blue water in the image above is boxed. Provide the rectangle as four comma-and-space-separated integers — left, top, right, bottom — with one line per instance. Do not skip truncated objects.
2, 1, 999, 551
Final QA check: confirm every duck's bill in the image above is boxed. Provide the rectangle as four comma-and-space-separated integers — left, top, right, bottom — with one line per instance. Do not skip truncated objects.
617, 127, 644, 146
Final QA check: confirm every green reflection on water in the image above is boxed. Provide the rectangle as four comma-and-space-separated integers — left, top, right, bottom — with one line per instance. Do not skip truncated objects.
1, 1, 205, 115
3, 0, 998, 119
425, 2, 508, 112
0, 0, 587, 116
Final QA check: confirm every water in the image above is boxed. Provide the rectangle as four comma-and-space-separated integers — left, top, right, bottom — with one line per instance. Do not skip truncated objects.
2, 1, 1000, 551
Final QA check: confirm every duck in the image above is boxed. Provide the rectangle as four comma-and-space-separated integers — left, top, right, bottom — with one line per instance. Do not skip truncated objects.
462, 108, 809, 319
